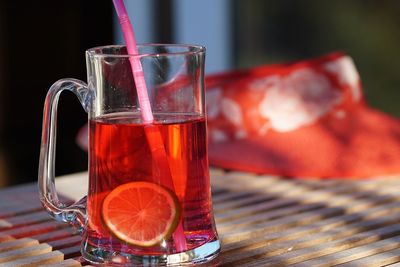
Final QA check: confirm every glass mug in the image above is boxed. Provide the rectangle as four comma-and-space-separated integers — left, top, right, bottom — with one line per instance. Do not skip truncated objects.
38, 44, 220, 266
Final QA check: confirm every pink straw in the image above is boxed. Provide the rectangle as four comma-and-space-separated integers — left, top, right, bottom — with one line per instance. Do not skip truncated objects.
112, 0, 187, 251
113, 0, 153, 122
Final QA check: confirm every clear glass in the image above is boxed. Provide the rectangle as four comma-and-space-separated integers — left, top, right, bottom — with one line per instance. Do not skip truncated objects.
38, 44, 220, 266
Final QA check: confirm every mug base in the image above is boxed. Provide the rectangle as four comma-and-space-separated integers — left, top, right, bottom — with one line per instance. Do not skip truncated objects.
81, 237, 220, 266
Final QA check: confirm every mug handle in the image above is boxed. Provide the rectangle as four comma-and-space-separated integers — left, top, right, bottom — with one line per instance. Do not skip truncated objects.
38, 78, 91, 232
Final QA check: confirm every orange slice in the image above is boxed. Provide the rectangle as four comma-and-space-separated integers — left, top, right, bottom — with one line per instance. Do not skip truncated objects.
102, 181, 181, 247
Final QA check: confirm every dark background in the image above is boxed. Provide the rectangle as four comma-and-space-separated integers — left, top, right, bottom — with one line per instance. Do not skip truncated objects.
0, 1, 113, 186
0, 0, 399, 186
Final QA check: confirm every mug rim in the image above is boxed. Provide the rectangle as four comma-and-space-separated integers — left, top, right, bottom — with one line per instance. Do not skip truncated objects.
86, 43, 206, 58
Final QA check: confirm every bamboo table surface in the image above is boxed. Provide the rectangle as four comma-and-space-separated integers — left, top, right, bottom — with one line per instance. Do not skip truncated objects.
1, 168, 400, 266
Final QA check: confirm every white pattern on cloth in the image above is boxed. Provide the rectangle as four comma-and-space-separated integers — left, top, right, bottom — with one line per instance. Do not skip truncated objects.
258, 68, 343, 132
324, 56, 361, 102
221, 98, 243, 126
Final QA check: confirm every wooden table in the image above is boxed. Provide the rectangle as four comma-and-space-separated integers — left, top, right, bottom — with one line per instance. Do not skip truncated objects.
1, 169, 400, 266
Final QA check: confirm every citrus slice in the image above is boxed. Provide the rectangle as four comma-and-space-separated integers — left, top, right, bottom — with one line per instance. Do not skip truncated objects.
102, 181, 181, 247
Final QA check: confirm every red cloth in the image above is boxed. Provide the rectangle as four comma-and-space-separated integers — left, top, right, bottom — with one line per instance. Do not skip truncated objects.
206, 52, 400, 178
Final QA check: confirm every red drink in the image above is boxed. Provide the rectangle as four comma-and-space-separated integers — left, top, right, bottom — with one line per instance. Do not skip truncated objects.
85, 112, 217, 255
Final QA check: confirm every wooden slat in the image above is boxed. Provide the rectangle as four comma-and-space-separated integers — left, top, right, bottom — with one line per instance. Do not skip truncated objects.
1, 170, 400, 266
0, 211, 51, 229
46, 236, 81, 250
0, 244, 52, 264
220, 212, 400, 266
291, 236, 400, 267
0, 203, 43, 219
0, 251, 64, 267
220, 206, 345, 243
220, 215, 400, 266
0, 239, 39, 253
41, 259, 82, 267
58, 246, 81, 259
334, 247, 400, 267
29, 228, 76, 243
240, 224, 400, 266
223, 204, 400, 261
218, 196, 400, 245
0, 221, 68, 240
221, 200, 400, 253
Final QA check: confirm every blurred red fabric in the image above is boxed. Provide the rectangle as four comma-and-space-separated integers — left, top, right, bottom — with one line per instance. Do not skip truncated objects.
206, 52, 400, 178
